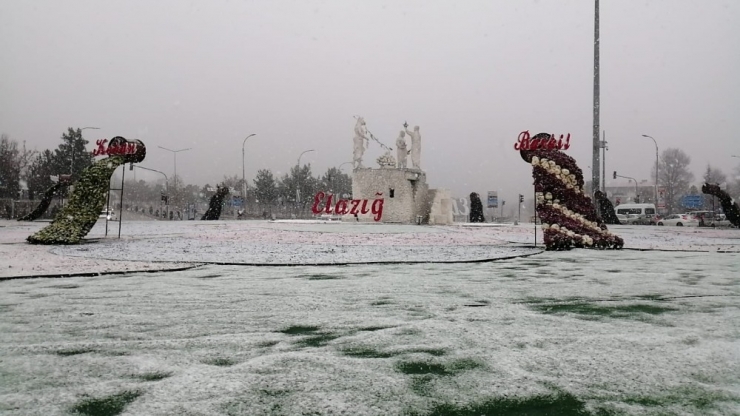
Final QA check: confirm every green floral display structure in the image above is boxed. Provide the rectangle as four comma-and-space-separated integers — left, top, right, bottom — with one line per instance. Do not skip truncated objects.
27, 137, 146, 245
17, 181, 69, 222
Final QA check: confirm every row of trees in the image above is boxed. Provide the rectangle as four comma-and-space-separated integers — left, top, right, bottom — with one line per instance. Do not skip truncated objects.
1, 128, 92, 200
653, 148, 740, 214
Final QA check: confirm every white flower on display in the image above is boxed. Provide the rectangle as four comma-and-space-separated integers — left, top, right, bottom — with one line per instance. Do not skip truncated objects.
562, 169, 570, 175
545, 193, 552, 200
542, 223, 550, 229
531, 156, 540, 165
551, 224, 560, 230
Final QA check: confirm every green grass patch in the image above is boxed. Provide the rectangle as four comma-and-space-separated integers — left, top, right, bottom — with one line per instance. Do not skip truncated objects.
530, 302, 676, 319
396, 358, 482, 376
305, 274, 342, 280
341, 346, 395, 358
358, 325, 394, 332
195, 274, 222, 279
294, 333, 341, 348
134, 371, 172, 382
413, 392, 591, 416
410, 375, 435, 396
279, 325, 321, 335
56, 348, 97, 356
48, 284, 80, 289
404, 348, 447, 357
396, 361, 450, 376
623, 385, 738, 411
69, 390, 141, 416
202, 357, 237, 366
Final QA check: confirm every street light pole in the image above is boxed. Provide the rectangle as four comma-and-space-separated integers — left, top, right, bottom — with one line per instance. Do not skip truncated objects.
158, 146, 191, 208
296, 149, 315, 213
642, 135, 659, 206
615, 172, 639, 201
242, 133, 256, 203
133, 165, 169, 219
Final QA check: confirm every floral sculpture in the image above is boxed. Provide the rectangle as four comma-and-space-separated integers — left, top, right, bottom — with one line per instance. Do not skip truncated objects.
27, 137, 146, 244
201, 185, 230, 220
17, 181, 69, 222
594, 190, 621, 225
702, 183, 740, 227
519, 132, 623, 250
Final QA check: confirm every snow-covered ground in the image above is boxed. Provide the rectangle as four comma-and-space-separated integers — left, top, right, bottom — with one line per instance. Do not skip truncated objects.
0, 220, 739, 415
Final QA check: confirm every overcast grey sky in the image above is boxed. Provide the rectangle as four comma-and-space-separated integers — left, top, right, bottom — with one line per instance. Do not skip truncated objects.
1, 0, 739, 204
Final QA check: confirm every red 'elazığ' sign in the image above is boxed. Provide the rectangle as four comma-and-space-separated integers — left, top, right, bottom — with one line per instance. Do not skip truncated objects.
514, 131, 571, 151
311, 191, 384, 221
92, 139, 138, 157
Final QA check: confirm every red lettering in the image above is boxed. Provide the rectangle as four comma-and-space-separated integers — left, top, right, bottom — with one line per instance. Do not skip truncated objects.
562, 133, 571, 150
92, 139, 108, 156
350, 200, 361, 215
514, 131, 530, 150
336, 199, 349, 214
371, 198, 384, 221
311, 192, 325, 214
126, 143, 136, 155
360, 200, 370, 214
323, 194, 334, 214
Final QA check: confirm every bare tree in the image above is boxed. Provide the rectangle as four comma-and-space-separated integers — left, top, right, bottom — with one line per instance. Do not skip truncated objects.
658, 148, 694, 214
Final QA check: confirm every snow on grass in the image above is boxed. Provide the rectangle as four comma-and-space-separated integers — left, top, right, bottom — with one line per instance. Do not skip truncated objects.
1, 249, 739, 415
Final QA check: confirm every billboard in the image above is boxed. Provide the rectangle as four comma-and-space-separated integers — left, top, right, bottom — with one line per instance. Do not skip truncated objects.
487, 191, 498, 208
657, 187, 666, 209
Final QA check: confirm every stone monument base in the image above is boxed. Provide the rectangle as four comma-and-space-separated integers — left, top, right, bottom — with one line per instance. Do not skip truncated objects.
350, 168, 429, 223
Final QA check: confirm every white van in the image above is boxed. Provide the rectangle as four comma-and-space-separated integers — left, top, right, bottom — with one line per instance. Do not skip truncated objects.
614, 203, 656, 225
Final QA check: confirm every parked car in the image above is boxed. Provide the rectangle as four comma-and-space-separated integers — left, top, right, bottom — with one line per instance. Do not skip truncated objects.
614, 203, 657, 225
616, 213, 642, 225
656, 213, 699, 227
99, 209, 116, 220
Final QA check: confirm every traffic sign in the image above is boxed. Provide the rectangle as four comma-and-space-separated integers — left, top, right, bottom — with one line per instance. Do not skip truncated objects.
680, 195, 704, 209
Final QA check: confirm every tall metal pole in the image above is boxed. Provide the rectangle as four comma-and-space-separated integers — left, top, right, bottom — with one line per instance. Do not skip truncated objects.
601, 130, 607, 191
242, 133, 256, 203
592, 0, 601, 198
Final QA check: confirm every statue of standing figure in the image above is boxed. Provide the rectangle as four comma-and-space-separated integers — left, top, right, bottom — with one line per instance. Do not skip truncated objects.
395, 131, 408, 169
353, 117, 370, 169
405, 124, 421, 170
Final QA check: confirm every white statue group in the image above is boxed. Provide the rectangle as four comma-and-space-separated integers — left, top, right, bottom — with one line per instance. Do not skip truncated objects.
352, 117, 421, 170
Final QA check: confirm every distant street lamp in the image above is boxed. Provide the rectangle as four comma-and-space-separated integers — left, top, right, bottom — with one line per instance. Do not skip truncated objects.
158, 146, 191, 206
642, 134, 659, 206
242, 133, 257, 201
133, 165, 170, 219
338, 161, 353, 171
296, 149, 315, 209
614, 171, 639, 201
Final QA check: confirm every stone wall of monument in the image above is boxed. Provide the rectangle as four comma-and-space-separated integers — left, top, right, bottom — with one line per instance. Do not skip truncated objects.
352, 168, 428, 223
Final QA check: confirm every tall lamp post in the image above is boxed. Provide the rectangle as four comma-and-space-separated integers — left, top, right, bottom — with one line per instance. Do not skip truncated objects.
158, 146, 191, 207
133, 165, 169, 219
296, 149, 315, 212
241, 133, 257, 204
642, 134, 659, 205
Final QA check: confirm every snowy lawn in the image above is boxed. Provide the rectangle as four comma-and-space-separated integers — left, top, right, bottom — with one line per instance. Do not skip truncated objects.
1, 247, 739, 415
1, 220, 739, 414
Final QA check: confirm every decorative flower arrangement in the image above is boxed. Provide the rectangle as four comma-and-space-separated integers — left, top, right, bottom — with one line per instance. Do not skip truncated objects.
17, 182, 67, 222
377, 151, 396, 168
702, 183, 740, 227
201, 186, 230, 220
27, 137, 146, 245
521, 133, 623, 251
